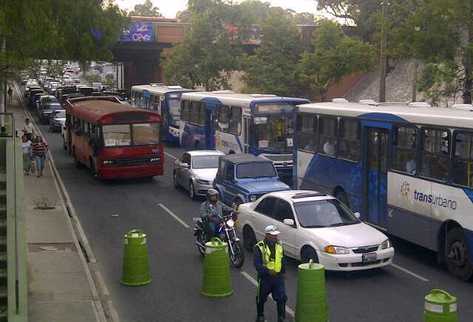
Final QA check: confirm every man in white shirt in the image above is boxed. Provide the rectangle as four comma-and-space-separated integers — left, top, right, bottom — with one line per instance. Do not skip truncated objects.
23, 118, 34, 139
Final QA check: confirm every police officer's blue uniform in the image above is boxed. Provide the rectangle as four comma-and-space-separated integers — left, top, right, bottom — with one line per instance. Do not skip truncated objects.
254, 239, 287, 322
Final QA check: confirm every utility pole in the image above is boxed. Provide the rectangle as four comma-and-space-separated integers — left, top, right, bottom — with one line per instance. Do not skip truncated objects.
411, 59, 418, 102
378, 0, 387, 103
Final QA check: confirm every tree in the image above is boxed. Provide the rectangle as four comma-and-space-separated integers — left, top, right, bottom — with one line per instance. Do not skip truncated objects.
0, 0, 127, 76
298, 20, 375, 100
163, 0, 238, 90
242, 12, 304, 96
129, 0, 161, 17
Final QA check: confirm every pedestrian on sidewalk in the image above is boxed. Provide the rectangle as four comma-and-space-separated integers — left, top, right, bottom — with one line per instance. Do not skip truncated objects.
21, 135, 32, 175
254, 225, 287, 322
7, 86, 13, 104
23, 118, 34, 140
31, 136, 48, 177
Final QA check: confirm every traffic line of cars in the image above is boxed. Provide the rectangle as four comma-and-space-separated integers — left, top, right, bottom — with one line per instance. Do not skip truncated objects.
173, 150, 395, 272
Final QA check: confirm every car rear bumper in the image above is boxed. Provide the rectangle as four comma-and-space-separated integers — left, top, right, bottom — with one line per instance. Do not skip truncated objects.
317, 247, 395, 271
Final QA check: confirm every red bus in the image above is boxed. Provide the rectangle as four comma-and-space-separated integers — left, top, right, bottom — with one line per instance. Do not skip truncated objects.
64, 96, 164, 179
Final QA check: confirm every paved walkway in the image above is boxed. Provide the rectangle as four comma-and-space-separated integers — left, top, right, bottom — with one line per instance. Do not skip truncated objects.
9, 87, 104, 322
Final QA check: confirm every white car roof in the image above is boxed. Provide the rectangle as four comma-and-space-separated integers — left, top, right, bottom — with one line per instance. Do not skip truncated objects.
262, 190, 336, 203
186, 150, 225, 157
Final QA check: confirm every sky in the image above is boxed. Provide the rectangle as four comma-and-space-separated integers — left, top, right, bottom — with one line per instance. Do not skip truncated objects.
116, 0, 320, 18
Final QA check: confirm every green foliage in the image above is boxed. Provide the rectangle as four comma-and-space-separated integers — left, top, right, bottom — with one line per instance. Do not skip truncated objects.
129, 0, 161, 16
0, 0, 128, 80
298, 20, 375, 100
242, 12, 303, 96
417, 62, 461, 106
84, 73, 102, 84
163, 0, 239, 90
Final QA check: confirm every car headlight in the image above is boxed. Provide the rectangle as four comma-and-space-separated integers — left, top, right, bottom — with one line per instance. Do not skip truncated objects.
380, 239, 392, 250
249, 195, 258, 202
324, 245, 350, 255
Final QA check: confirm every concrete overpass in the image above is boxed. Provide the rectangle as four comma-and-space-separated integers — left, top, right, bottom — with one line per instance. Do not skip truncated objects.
113, 17, 316, 90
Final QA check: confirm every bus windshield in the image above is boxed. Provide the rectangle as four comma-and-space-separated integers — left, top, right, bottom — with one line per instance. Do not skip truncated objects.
103, 123, 160, 147
254, 112, 294, 153
168, 98, 181, 126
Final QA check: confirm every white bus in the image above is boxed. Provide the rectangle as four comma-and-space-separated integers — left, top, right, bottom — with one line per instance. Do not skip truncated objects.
131, 84, 193, 145
179, 91, 309, 185
295, 101, 473, 280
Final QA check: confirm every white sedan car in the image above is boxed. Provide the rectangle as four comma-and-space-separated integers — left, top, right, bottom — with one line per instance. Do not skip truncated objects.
238, 190, 395, 271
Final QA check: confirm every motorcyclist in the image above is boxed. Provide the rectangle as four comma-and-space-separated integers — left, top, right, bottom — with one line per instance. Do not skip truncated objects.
200, 189, 225, 240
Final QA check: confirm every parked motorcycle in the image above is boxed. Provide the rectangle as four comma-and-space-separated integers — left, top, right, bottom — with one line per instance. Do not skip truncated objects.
194, 211, 245, 268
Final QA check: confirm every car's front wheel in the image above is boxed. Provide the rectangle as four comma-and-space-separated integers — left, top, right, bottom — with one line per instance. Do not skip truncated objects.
189, 182, 196, 200
301, 246, 319, 264
243, 226, 257, 252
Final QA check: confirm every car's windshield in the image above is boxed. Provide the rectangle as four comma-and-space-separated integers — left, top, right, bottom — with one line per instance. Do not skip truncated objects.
236, 162, 276, 178
42, 96, 58, 104
192, 155, 220, 169
254, 105, 295, 154
294, 199, 360, 228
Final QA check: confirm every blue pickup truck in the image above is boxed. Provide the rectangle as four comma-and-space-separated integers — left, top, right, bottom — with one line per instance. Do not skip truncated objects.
214, 154, 290, 208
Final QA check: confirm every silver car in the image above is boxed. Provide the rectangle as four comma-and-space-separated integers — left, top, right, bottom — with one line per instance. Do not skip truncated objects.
173, 150, 225, 199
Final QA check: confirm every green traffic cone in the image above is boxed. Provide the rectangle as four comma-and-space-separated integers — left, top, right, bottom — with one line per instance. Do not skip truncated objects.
295, 260, 328, 322
201, 238, 233, 298
121, 229, 152, 286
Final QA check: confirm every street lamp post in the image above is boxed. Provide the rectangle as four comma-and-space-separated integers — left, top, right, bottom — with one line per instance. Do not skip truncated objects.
379, 0, 388, 103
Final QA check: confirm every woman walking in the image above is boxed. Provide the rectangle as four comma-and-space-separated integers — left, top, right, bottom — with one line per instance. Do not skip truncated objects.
31, 136, 48, 177
21, 135, 32, 175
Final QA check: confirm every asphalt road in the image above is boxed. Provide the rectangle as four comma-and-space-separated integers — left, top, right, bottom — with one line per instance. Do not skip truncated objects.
35, 120, 473, 322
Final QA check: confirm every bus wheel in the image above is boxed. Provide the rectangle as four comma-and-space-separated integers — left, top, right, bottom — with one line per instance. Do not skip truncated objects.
335, 189, 350, 207
445, 227, 473, 281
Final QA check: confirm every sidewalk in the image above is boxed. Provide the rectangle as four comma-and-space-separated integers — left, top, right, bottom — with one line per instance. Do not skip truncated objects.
9, 90, 104, 322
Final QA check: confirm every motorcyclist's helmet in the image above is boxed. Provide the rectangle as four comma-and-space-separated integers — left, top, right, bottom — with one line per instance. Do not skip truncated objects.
207, 189, 219, 203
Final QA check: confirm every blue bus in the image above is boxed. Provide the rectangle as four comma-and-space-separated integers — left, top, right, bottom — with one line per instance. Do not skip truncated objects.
131, 84, 193, 145
179, 91, 309, 185
295, 100, 473, 280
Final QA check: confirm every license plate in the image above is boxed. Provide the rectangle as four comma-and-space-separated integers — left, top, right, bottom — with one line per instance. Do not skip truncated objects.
362, 252, 377, 263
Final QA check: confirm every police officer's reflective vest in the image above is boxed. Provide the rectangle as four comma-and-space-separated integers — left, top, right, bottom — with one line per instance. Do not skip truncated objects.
256, 241, 283, 273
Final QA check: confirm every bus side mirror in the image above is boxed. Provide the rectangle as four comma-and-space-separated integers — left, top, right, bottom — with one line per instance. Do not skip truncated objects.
354, 212, 361, 219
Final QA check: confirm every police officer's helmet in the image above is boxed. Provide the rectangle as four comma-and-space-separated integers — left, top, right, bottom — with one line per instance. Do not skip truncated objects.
207, 189, 219, 201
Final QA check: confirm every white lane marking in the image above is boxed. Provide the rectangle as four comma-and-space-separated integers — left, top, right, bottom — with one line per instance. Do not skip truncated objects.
158, 203, 190, 229
164, 152, 177, 160
241, 271, 295, 318
391, 263, 429, 282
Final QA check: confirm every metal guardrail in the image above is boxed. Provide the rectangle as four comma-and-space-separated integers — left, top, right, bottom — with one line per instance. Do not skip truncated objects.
1, 112, 27, 322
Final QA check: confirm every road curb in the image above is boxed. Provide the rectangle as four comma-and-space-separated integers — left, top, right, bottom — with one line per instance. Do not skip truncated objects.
24, 108, 121, 322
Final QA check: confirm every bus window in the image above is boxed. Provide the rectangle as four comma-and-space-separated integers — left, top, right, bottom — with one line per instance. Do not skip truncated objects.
190, 101, 205, 125
132, 123, 160, 145
181, 100, 191, 121
338, 118, 360, 161
230, 106, 241, 135
168, 97, 181, 126
103, 124, 132, 147
420, 128, 450, 181
392, 127, 417, 174
319, 117, 337, 156
297, 114, 317, 152
453, 131, 473, 187
217, 105, 231, 132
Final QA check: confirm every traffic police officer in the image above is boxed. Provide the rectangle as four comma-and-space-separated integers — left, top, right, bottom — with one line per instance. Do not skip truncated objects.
254, 225, 287, 322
